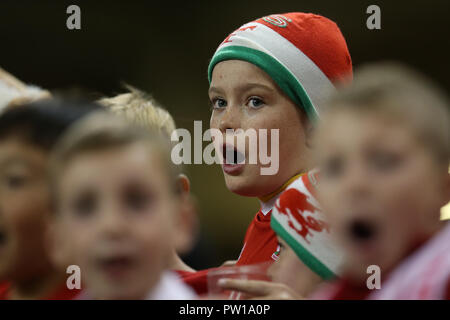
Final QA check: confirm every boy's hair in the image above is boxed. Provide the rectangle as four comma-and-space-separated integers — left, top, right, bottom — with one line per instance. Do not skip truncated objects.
323, 62, 450, 167
0, 98, 101, 151
98, 86, 177, 139
0, 67, 51, 111
50, 111, 181, 210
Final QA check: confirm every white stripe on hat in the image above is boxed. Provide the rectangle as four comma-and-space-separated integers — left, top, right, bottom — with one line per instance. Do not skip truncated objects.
215, 22, 336, 115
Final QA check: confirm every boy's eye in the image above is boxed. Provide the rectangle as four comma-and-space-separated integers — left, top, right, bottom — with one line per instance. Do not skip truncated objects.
247, 97, 265, 108
3, 174, 27, 189
72, 192, 97, 218
211, 98, 227, 109
123, 187, 153, 213
321, 156, 344, 179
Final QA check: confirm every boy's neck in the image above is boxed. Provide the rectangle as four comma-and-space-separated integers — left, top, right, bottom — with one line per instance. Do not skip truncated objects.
258, 171, 306, 203
9, 269, 65, 300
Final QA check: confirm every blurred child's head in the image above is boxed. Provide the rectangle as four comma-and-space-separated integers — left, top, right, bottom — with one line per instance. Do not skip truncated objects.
269, 181, 342, 296
0, 99, 98, 284
316, 63, 450, 282
98, 87, 197, 255
208, 13, 352, 198
49, 112, 185, 299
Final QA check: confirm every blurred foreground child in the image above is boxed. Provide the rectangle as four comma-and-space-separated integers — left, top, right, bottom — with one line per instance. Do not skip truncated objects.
314, 63, 450, 299
48, 112, 196, 299
98, 88, 198, 274
0, 99, 97, 299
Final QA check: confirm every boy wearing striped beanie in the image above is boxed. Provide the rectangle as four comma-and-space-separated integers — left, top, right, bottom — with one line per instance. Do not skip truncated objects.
208, 12, 352, 268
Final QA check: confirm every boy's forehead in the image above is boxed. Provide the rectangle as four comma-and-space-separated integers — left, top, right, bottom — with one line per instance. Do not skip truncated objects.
317, 111, 411, 150
0, 137, 47, 167
66, 142, 164, 173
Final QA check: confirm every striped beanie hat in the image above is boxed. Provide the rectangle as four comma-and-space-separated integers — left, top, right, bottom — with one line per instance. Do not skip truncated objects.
208, 12, 352, 121
271, 172, 343, 279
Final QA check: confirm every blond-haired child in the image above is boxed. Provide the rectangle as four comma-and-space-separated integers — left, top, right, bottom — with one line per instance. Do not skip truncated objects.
48, 112, 196, 299
97, 88, 207, 296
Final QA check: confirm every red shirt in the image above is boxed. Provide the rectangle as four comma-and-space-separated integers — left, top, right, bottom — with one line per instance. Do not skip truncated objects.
177, 173, 312, 295
175, 210, 278, 295
236, 209, 279, 266
0, 281, 81, 300
174, 210, 279, 296
236, 172, 316, 266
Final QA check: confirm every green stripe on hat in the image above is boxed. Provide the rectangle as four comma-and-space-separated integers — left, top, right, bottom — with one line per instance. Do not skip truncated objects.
208, 46, 318, 122
271, 215, 336, 280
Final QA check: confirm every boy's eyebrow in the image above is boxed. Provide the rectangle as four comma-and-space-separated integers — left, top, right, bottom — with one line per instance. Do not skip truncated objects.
0, 156, 33, 169
208, 86, 223, 96
237, 83, 275, 94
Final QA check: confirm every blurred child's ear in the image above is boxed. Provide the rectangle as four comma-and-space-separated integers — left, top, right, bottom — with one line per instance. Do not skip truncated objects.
173, 174, 199, 254
178, 173, 190, 194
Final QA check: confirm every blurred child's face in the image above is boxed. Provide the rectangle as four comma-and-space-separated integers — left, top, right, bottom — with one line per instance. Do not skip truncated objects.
53, 142, 177, 299
209, 60, 310, 198
268, 237, 321, 297
317, 111, 448, 282
0, 138, 52, 282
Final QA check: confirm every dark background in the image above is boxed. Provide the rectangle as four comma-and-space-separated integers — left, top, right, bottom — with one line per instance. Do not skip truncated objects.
1, 0, 449, 268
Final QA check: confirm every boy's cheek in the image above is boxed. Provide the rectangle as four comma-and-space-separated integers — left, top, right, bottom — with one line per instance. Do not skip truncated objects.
0, 239, 16, 279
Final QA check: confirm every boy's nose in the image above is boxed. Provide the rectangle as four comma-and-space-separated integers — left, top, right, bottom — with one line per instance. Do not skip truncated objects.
342, 165, 371, 200
219, 105, 241, 133
98, 206, 127, 238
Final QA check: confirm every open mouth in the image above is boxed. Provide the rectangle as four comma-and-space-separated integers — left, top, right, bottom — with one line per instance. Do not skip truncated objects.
222, 144, 245, 165
98, 255, 136, 278
347, 219, 378, 243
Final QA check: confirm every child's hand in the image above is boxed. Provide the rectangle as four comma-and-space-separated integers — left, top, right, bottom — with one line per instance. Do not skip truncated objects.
218, 278, 303, 300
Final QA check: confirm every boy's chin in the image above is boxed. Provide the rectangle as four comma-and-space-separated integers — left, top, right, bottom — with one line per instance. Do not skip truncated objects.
91, 278, 157, 300
224, 175, 265, 197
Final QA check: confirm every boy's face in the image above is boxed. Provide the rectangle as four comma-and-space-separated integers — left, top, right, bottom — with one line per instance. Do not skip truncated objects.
316, 111, 448, 282
268, 237, 322, 296
0, 137, 52, 282
52, 142, 177, 299
209, 60, 310, 198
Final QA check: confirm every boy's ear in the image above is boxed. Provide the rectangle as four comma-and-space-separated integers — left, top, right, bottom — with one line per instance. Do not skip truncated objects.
302, 116, 315, 150
177, 174, 190, 194
173, 174, 198, 254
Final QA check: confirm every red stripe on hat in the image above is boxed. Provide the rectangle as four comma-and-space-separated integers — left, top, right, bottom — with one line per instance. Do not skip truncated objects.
255, 13, 353, 83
